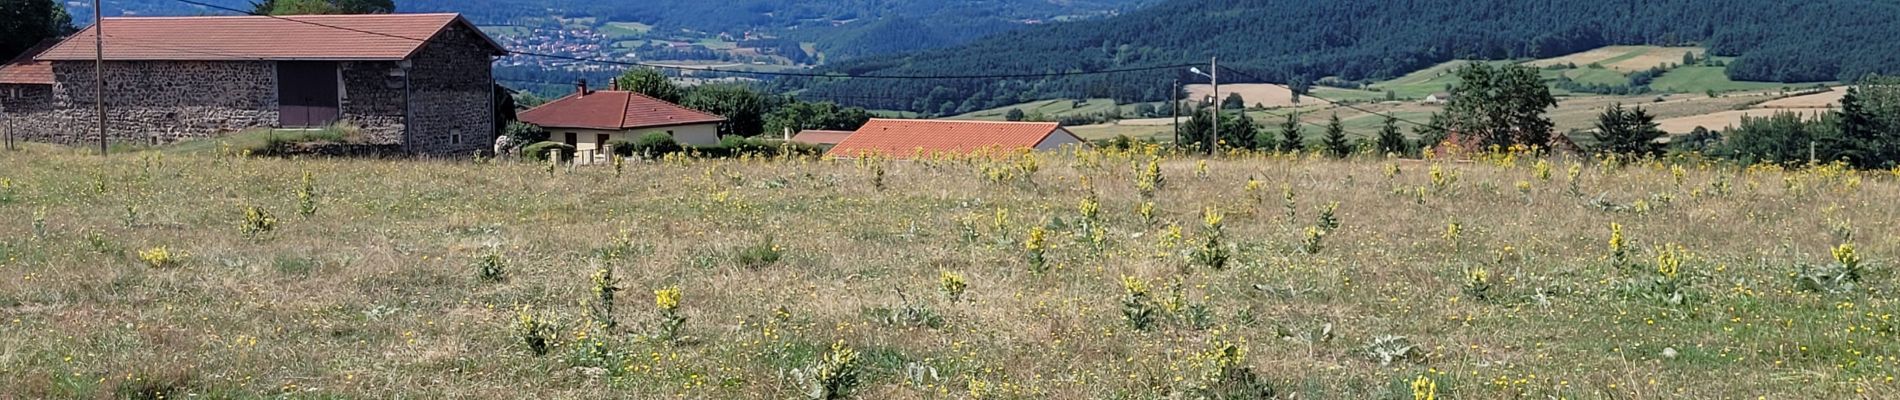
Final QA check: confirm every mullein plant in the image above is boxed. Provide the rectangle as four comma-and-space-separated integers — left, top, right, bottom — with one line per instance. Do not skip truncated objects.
1411, 375, 1438, 400
1119, 276, 1156, 331
654, 286, 685, 341
515, 306, 554, 356
1608, 222, 1629, 268
1651, 243, 1689, 305
1191, 207, 1231, 270
1023, 225, 1049, 273
1135, 156, 1165, 198
297, 171, 318, 217
939, 271, 968, 303
589, 266, 621, 329
239, 206, 277, 240
1566, 163, 1584, 196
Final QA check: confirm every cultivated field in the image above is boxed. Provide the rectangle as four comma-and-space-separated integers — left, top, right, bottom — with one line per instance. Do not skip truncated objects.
1523, 46, 1704, 73
1, 145, 1897, 399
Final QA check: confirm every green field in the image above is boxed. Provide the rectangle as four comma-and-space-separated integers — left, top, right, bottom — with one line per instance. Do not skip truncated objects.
599, 22, 654, 38
1649, 66, 1804, 94
2, 147, 1895, 398
1553, 68, 1630, 86
953, 99, 1150, 121
1366, 60, 1513, 99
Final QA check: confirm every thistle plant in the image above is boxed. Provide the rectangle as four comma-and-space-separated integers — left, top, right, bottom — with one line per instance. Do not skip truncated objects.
939, 271, 968, 303
793, 340, 863, 400
654, 285, 685, 341
1191, 207, 1230, 270
1024, 225, 1049, 273
589, 266, 621, 329
296, 171, 318, 217
1119, 275, 1156, 331
514, 307, 553, 356
238, 206, 277, 239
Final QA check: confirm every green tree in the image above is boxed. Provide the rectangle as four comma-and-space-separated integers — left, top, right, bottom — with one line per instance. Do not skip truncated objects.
1005, 108, 1026, 122
1717, 111, 1835, 165
1375, 115, 1409, 155
1445, 63, 1558, 149
0, 0, 71, 61
681, 84, 769, 137
1225, 112, 1259, 150
763, 100, 871, 137
1413, 113, 1449, 150
252, 0, 394, 15
1321, 113, 1351, 157
1277, 113, 1304, 152
1590, 104, 1666, 157
615, 68, 682, 103
1830, 78, 1900, 168
1221, 93, 1247, 110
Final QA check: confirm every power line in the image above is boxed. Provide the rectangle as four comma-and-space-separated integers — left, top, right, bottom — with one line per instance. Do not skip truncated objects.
164, 0, 1196, 80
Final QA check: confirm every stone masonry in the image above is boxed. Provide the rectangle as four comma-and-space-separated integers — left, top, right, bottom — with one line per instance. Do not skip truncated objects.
5, 22, 498, 155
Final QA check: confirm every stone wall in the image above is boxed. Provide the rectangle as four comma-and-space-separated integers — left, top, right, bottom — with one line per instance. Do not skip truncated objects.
0, 84, 55, 144
18, 61, 280, 145
403, 24, 495, 155
341, 61, 407, 145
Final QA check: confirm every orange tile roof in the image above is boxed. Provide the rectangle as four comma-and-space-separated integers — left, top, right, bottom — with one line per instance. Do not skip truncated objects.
825, 119, 1079, 159
518, 90, 726, 130
790, 130, 853, 145
36, 13, 505, 61
0, 39, 57, 85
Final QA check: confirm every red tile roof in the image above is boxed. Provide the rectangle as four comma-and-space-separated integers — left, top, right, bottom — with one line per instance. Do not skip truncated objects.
518, 91, 726, 130
0, 39, 57, 85
790, 130, 853, 145
36, 13, 505, 61
825, 119, 1081, 159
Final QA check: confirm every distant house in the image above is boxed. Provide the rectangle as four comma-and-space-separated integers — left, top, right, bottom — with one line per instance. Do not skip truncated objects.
789, 129, 853, 147
517, 81, 725, 161
1424, 92, 1454, 104
824, 119, 1087, 159
4, 13, 507, 154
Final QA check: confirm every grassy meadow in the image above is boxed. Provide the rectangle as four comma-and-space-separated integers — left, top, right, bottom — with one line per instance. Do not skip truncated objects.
1, 145, 1898, 399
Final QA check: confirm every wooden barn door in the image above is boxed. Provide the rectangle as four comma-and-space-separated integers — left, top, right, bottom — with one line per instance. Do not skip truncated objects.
277, 62, 340, 128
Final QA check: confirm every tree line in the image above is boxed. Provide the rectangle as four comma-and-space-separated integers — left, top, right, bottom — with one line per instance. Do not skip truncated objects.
786, 0, 1900, 113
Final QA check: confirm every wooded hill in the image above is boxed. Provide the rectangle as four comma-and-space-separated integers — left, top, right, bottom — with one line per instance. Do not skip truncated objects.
786, 0, 1900, 112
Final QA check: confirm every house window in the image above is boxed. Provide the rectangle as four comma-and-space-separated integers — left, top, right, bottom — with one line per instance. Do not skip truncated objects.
449, 129, 462, 145
666, 130, 674, 137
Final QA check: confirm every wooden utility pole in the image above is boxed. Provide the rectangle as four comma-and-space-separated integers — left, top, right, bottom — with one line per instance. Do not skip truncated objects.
93, 0, 107, 156
1171, 79, 1179, 150
1208, 56, 1219, 156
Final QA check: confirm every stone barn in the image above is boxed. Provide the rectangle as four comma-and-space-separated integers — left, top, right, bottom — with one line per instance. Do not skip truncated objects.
2, 13, 507, 155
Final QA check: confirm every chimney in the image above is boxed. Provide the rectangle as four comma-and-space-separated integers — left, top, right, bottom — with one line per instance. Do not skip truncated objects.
576, 78, 589, 97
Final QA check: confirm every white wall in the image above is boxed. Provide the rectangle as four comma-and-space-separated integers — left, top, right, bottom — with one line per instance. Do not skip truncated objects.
555, 122, 722, 157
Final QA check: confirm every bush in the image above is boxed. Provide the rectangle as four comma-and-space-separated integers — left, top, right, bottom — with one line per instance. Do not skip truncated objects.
631, 132, 683, 157
520, 141, 576, 162
502, 121, 549, 148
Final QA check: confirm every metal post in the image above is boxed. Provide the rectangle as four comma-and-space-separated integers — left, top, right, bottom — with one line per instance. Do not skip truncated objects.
1209, 56, 1218, 156
93, 0, 107, 156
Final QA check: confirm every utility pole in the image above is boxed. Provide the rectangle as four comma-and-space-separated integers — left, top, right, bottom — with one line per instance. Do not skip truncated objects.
1208, 56, 1219, 156
93, 0, 107, 156
1170, 79, 1179, 151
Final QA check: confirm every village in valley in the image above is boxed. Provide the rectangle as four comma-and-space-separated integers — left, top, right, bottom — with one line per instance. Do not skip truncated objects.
2, 0, 1900, 398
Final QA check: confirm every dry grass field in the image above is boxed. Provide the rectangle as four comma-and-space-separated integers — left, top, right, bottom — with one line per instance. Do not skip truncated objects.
1523, 46, 1705, 73
1, 145, 1898, 399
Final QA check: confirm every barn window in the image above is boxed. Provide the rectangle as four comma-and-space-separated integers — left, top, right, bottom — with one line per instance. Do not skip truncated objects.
449, 129, 462, 145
